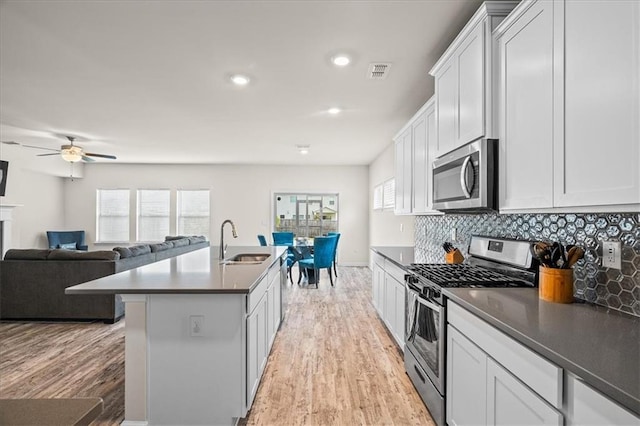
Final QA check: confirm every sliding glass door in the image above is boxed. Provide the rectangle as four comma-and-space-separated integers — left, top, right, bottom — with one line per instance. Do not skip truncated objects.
274, 193, 338, 238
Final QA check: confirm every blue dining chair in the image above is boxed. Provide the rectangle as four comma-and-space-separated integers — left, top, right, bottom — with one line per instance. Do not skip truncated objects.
257, 234, 268, 246
272, 232, 294, 246
327, 232, 341, 278
297, 235, 337, 287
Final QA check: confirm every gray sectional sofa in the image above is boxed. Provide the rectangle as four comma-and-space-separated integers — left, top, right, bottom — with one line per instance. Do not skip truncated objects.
0, 236, 209, 323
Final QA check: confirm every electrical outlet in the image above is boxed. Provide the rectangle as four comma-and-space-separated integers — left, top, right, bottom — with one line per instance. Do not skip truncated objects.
451, 228, 457, 242
400, 223, 404, 233
602, 241, 621, 269
190, 315, 204, 337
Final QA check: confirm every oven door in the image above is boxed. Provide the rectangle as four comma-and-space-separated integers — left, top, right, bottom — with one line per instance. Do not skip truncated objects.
405, 285, 445, 394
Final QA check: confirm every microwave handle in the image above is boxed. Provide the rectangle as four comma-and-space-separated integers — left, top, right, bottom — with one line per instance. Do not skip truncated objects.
459, 156, 473, 199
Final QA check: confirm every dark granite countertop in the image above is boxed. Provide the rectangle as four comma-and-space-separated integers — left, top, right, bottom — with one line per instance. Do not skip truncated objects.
66, 246, 286, 295
370, 246, 415, 268
444, 287, 640, 416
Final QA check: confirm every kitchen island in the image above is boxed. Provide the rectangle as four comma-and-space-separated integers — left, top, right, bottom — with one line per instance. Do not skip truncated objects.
66, 245, 287, 426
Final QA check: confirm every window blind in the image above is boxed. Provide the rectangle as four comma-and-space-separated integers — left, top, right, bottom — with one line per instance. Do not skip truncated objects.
383, 179, 395, 209
373, 184, 383, 210
97, 189, 130, 242
177, 190, 210, 238
137, 189, 170, 241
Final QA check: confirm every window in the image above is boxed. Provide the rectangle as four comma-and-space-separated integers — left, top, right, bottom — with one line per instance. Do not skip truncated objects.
137, 189, 170, 241
373, 184, 383, 210
177, 189, 210, 238
274, 193, 338, 238
96, 189, 130, 242
383, 179, 395, 209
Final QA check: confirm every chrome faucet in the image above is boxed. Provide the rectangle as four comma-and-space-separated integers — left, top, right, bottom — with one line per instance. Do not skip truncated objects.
219, 219, 238, 260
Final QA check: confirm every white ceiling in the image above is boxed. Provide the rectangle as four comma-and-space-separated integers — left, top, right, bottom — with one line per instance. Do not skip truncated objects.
0, 0, 489, 166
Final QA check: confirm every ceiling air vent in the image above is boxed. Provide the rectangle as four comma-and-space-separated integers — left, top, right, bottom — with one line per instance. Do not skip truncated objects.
367, 63, 391, 80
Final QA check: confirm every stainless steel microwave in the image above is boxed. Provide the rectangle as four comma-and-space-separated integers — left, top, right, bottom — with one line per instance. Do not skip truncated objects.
432, 138, 497, 212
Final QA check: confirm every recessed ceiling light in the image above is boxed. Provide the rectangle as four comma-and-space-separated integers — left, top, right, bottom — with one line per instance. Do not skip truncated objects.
328, 107, 341, 115
296, 144, 310, 155
332, 55, 351, 67
230, 74, 250, 86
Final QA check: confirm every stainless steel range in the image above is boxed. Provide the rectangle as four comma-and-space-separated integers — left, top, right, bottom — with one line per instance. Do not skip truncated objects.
404, 236, 538, 426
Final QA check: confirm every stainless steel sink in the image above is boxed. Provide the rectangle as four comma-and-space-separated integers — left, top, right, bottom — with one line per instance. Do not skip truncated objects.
223, 253, 270, 265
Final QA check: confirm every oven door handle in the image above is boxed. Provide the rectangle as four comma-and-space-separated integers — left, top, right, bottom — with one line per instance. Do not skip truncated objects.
409, 289, 442, 313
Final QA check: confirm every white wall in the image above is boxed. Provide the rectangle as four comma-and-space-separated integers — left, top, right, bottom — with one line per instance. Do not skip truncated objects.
0, 144, 67, 249
368, 143, 415, 247
63, 163, 370, 265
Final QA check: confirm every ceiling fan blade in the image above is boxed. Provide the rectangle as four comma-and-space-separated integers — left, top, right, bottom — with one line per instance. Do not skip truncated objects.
23, 144, 60, 152
81, 155, 96, 162
84, 152, 117, 160
37, 153, 61, 157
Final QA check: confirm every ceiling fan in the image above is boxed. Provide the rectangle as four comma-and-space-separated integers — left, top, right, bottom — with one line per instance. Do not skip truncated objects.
24, 136, 117, 163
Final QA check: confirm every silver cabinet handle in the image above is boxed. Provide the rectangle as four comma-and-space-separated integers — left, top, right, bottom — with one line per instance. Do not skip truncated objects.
459, 156, 473, 198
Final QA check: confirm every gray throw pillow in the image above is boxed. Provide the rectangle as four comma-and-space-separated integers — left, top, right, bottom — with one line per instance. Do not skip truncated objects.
171, 238, 189, 247
113, 247, 133, 258
165, 235, 188, 241
150, 242, 173, 252
129, 245, 151, 257
188, 236, 206, 244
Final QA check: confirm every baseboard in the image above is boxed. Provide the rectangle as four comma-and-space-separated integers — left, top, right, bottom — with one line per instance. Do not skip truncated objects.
121, 421, 148, 426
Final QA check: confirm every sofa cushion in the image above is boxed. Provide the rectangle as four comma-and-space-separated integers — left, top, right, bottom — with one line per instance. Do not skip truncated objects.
113, 247, 133, 258
171, 238, 189, 248
165, 235, 188, 241
3, 249, 52, 260
188, 236, 207, 244
58, 242, 78, 250
129, 244, 151, 257
150, 241, 173, 252
48, 250, 120, 261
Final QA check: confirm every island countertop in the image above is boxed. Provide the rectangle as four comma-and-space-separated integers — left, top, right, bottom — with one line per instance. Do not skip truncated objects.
444, 287, 640, 416
65, 246, 286, 295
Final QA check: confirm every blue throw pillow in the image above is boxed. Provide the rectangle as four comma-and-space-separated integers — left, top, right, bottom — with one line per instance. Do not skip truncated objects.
57, 242, 77, 250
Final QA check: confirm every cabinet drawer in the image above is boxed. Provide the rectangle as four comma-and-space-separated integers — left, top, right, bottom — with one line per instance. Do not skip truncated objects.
384, 261, 407, 284
448, 301, 562, 409
248, 274, 270, 314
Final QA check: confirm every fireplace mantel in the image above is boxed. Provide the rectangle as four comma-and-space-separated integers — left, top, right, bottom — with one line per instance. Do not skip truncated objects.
0, 203, 22, 257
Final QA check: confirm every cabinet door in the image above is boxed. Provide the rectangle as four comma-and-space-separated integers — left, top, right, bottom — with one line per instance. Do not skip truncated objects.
372, 261, 383, 314
247, 295, 267, 406
425, 103, 437, 210
412, 111, 428, 214
267, 282, 275, 349
457, 21, 485, 145
554, 0, 640, 207
447, 326, 488, 426
394, 130, 412, 215
435, 57, 458, 157
394, 279, 405, 351
384, 272, 397, 333
498, 0, 554, 210
487, 358, 563, 426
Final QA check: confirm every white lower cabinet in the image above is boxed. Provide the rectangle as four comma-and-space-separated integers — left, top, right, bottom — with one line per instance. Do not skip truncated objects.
246, 293, 267, 407
566, 374, 640, 426
487, 358, 562, 426
447, 300, 639, 426
371, 251, 406, 351
447, 326, 488, 426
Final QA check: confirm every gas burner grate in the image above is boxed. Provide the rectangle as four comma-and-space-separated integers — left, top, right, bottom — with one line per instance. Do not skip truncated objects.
407, 264, 524, 287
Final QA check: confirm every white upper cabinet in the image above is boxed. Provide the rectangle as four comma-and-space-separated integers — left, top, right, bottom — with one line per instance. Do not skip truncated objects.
497, 0, 555, 210
496, 0, 640, 211
430, 1, 519, 157
394, 127, 412, 214
394, 96, 439, 215
554, 0, 640, 208
412, 97, 438, 214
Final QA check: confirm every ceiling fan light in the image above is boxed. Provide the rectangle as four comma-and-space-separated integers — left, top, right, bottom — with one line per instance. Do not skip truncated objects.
61, 146, 82, 162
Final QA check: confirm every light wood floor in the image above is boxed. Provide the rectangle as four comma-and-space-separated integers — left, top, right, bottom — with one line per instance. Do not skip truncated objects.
0, 267, 434, 425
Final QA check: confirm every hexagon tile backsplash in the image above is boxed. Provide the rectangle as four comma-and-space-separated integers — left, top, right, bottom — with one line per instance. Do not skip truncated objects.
414, 213, 640, 317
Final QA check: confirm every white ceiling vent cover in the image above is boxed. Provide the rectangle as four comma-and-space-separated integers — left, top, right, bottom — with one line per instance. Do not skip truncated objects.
367, 63, 391, 80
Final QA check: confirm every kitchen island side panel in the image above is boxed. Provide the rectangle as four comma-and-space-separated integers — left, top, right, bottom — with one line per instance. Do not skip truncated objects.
147, 294, 245, 425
